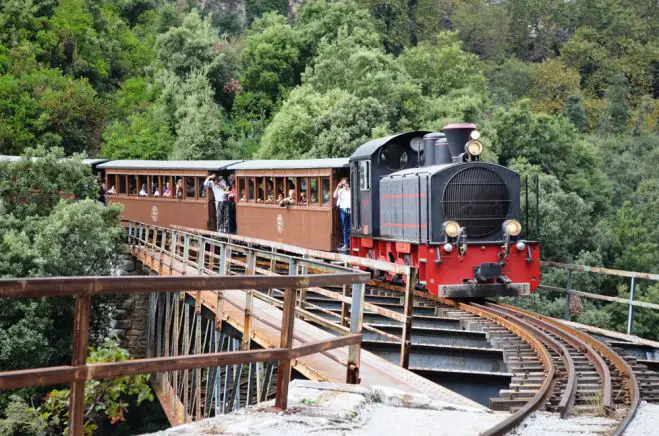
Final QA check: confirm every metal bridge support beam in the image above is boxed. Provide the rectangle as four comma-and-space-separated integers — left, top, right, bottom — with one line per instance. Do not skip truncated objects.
400, 267, 418, 369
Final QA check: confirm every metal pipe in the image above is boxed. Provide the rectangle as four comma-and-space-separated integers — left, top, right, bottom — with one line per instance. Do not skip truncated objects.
627, 275, 636, 335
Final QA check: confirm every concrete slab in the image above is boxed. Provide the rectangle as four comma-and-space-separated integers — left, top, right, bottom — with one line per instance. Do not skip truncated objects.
144, 380, 508, 436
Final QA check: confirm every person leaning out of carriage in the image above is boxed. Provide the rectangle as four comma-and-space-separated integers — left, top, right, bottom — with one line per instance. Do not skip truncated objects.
204, 174, 230, 233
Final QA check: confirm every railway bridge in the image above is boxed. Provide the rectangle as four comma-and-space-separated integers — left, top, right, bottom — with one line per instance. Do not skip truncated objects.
1, 220, 658, 435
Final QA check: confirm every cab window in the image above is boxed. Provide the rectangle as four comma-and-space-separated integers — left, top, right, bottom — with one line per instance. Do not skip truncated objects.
197, 177, 206, 198
186, 178, 195, 199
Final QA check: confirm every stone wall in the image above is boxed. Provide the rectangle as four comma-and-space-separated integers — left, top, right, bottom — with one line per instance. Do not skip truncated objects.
109, 255, 150, 358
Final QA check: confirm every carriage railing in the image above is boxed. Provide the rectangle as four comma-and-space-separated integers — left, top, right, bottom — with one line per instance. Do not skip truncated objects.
0, 259, 367, 436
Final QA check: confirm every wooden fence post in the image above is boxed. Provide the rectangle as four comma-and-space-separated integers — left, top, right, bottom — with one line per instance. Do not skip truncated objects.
274, 288, 296, 410
69, 295, 91, 436
347, 283, 364, 384
400, 267, 417, 369
564, 270, 573, 320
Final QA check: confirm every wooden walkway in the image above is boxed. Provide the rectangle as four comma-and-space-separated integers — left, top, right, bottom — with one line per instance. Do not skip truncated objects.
134, 243, 484, 409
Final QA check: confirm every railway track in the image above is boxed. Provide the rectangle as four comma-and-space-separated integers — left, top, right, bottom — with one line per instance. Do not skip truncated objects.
280, 278, 657, 435
232, 256, 657, 434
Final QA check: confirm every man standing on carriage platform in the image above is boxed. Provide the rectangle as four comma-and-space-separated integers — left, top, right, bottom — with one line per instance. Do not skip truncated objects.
334, 177, 351, 252
204, 174, 229, 233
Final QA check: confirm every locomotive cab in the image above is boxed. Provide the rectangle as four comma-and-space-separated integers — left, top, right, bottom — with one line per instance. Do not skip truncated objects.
350, 124, 541, 298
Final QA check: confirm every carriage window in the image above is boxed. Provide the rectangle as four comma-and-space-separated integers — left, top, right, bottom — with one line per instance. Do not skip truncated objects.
297, 177, 308, 206
275, 177, 284, 203
257, 177, 266, 202
286, 177, 296, 202
248, 178, 255, 201
197, 177, 206, 198
162, 176, 173, 198
310, 178, 319, 205
265, 177, 274, 203
118, 175, 127, 195
137, 175, 147, 196
322, 178, 330, 206
186, 178, 195, 199
238, 178, 246, 202
128, 176, 137, 196
359, 161, 371, 191
150, 176, 160, 196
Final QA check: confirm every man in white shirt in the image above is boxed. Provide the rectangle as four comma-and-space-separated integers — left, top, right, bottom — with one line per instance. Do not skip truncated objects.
333, 177, 351, 252
204, 174, 228, 232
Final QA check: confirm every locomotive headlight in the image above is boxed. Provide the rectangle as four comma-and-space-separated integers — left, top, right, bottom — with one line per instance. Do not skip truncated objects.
442, 220, 461, 238
470, 130, 481, 140
465, 140, 483, 157
503, 219, 522, 237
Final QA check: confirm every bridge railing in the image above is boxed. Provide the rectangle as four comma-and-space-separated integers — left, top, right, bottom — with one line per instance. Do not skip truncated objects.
539, 261, 659, 335
0, 272, 367, 435
167, 224, 419, 369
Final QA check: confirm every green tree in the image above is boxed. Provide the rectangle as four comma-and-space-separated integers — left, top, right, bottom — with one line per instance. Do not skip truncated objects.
259, 85, 388, 158
169, 71, 229, 160
451, 0, 510, 61
102, 107, 173, 159
564, 95, 589, 132
154, 10, 216, 78
0, 339, 153, 435
530, 59, 581, 114
303, 34, 423, 129
599, 73, 632, 134
240, 12, 301, 104
399, 32, 486, 98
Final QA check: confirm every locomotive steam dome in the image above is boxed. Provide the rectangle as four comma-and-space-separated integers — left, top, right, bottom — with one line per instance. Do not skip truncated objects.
443, 167, 511, 237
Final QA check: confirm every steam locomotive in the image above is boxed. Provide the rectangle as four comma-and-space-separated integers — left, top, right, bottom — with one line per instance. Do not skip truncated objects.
348, 124, 540, 298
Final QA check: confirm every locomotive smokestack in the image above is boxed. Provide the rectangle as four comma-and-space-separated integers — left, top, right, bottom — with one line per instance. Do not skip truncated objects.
422, 132, 444, 166
443, 123, 477, 160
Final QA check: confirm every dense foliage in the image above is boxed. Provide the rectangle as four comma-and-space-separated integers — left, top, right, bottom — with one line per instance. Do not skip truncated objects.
0, 149, 143, 432
0, 0, 656, 422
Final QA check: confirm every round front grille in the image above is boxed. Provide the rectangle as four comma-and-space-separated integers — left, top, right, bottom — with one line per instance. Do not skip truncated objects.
442, 167, 510, 237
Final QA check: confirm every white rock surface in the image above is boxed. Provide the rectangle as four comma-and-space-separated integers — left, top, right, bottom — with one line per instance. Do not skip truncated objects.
623, 401, 659, 435
144, 380, 507, 435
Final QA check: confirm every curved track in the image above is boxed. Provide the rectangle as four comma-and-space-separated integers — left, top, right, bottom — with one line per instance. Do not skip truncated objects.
445, 298, 640, 435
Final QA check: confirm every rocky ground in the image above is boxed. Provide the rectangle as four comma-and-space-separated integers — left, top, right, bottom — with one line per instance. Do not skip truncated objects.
145, 380, 507, 435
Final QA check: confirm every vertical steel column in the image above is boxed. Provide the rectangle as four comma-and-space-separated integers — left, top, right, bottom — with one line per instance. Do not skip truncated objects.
298, 258, 308, 310
128, 221, 133, 244
274, 288, 296, 410
69, 295, 91, 436
182, 304, 190, 421
172, 293, 180, 399
194, 294, 202, 421
340, 261, 350, 326
400, 267, 417, 368
564, 270, 573, 320
347, 283, 364, 384
627, 275, 636, 335
182, 234, 190, 274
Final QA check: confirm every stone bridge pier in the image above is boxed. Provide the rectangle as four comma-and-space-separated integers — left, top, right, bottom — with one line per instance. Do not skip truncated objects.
109, 254, 150, 358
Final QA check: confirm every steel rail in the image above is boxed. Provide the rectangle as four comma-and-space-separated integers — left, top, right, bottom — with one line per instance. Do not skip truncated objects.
436, 298, 556, 436
472, 302, 577, 417
495, 303, 640, 436
485, 302, 611, 409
